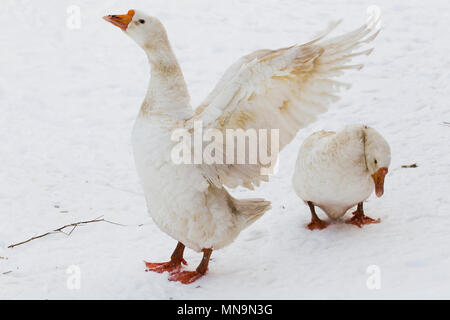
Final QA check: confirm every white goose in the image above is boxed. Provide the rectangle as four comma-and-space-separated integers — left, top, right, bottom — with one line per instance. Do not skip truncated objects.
103, 9, 380, 283
292, 124, 391, 230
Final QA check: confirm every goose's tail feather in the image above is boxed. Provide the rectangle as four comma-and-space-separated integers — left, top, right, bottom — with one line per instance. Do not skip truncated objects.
226, 192, 271, 229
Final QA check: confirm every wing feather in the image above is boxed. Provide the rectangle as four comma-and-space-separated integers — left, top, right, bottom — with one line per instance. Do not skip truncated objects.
186, 16, 380, 189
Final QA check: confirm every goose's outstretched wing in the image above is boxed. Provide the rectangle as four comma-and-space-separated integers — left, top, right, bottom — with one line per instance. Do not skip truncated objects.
186, 16, 380, 190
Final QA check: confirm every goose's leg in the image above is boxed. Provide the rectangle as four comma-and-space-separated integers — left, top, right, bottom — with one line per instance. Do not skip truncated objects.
346, 202, 380, 228
169, 248, 212, 284
306, 201, 329, 230
145, 241, 187, 274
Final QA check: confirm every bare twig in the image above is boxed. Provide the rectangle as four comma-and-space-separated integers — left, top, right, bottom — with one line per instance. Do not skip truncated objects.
102, 219, 126, 227
8, 218, 107, 249
67, 225, 77, 236
401, 163, 418, 168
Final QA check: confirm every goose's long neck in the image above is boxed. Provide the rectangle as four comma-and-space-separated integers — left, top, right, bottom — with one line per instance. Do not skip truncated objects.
140, 34, 192, 119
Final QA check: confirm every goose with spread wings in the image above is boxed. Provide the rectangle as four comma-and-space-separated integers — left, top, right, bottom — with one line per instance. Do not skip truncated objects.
104, 9, 380, 284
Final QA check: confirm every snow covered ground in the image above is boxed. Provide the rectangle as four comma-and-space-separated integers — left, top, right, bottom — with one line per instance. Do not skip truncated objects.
1, 0, 450, 299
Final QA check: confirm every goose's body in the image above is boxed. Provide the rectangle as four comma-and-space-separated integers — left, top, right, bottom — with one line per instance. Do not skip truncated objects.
104, 9, 380, 283
293, 125, 391, 229
132, 116, 267, 252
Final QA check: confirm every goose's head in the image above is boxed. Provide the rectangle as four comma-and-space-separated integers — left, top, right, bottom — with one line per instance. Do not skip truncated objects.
363, 126, 391, 197
103, 10, 167, 50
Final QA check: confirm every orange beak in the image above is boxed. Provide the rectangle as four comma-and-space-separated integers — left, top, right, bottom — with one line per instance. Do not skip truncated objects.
103, 10, 135, 31
372, 167, 388, 197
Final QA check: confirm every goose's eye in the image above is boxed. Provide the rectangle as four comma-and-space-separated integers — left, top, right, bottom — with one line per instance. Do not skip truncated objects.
139, 19, 145, 24
374, 159, 378, 164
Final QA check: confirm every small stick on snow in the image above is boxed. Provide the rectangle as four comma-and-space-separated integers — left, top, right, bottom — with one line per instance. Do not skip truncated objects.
401, 163, 418, 168
7, 217, 111, 249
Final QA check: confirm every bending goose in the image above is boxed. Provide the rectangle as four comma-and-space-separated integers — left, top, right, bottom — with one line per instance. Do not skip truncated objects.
292, 125, 391, 230
103, 9, 380, 284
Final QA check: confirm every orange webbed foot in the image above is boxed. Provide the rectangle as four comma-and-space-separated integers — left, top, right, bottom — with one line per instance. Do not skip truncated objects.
144, 258, 187, 274
346, 211, 380, 228
307, 219, 329, 230
168, 270, 205, 284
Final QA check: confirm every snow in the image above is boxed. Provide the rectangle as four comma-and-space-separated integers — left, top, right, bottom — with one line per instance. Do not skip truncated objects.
1, 0, 450, 299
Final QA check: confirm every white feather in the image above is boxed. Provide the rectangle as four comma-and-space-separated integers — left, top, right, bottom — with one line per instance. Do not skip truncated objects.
187, 18, 380, 190
292, 124, 391, 219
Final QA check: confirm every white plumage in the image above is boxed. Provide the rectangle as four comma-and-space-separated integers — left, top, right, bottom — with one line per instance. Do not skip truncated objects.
104, 9, 380, 283
292, 124, 391, 229
132, 116, 269, 252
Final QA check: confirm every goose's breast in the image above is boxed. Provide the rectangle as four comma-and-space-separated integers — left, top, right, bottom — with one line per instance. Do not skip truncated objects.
131, 119, 208, 216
